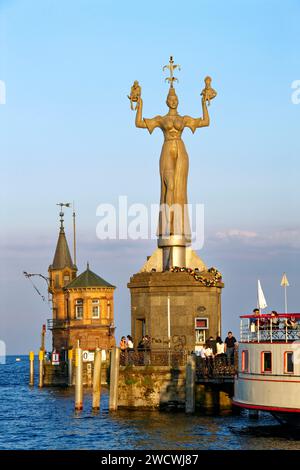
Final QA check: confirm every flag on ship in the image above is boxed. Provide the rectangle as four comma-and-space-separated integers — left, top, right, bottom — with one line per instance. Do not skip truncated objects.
257, 279, 267, 310
281, 272, 290, 287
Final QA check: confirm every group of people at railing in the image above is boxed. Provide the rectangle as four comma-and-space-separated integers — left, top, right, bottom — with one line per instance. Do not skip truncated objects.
245, 308, 300, 341
250, 309, 299, 330
194, 332, 238, 376
119, 334, 153, 365
118, 332, 238, 373
119, 335, 134, 353
119, 334, 152, 353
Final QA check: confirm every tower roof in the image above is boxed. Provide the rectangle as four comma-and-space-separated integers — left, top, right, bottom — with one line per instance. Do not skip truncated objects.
65, 264, 115, 289
50, 226, 76, 271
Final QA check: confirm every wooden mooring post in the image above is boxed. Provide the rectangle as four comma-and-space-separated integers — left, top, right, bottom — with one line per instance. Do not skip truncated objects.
38, 349, 44, 388
87, 363, 92, 386
109, 347, 120, 411
92, 349, 102, 410
185, 354, 196, 414
68, 349, 73, 386
29, 351, 34, 386
75, 343, 83, 410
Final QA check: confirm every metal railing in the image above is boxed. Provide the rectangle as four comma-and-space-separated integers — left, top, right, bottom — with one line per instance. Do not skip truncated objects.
195, 355, 237, 380
120, 350, 237, 378
240, 314, 300, 343
120, 350, 188, 367
47, 319, 69, 330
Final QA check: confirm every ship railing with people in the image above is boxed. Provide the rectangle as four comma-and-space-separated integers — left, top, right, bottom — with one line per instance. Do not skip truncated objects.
240, 313, 300, 343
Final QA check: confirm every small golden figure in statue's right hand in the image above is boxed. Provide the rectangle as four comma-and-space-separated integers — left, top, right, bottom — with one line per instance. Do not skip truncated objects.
201, 76, 217, 106
128, 80, 141, 110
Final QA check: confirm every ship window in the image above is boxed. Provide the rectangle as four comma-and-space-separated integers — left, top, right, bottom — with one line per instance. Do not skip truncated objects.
284, 352, 294, 374
75, 299, 83, 319
92, 299, 100, 319
241, 350, 249, 372
261, 351, 272, 373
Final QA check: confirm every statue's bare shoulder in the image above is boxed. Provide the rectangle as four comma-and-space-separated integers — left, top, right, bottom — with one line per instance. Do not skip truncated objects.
144, 115, 163, 134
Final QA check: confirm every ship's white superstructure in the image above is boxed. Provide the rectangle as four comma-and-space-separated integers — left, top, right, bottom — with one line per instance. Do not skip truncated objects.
233, 313, 300, 425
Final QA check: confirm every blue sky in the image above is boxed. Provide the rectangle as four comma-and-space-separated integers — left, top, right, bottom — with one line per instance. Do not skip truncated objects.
0, 0, 300, 353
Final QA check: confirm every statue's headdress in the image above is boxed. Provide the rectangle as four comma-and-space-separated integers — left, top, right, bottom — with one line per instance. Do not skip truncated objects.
163, 56, 180, 89
167, 87, 177, 98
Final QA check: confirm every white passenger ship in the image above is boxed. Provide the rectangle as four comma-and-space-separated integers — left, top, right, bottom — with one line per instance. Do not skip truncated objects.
233, 313, 300, 426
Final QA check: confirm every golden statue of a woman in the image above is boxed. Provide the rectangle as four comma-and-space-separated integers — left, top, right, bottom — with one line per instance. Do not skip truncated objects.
131, 57, 216, 270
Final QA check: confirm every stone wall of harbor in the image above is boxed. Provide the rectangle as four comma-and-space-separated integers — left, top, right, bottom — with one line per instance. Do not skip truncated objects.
117, 365, 233, 411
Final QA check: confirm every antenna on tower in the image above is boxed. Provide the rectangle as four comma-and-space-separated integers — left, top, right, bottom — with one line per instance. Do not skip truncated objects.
73, 201, 77, 267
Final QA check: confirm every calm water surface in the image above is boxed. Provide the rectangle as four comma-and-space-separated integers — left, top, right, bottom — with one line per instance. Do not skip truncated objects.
0, 356, 299, 450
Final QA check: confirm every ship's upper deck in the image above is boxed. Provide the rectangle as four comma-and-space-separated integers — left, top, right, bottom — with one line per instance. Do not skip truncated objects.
240, 313, 300, 343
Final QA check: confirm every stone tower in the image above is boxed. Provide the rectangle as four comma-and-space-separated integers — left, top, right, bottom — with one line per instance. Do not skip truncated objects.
48, 213, 116, 352
48, 213, 77, 340
128, 250, 223, 353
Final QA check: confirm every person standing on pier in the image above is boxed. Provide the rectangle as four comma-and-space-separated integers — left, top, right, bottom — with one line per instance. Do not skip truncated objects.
224, 331, 237, 366
127, 335, 134, 351
215, 336, 226, 365
120, 336, 127, 352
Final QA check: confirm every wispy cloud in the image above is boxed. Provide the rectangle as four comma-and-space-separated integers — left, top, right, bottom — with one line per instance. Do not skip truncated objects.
2, 228, 300, 261
215, 229, 258, 240
211, 228, 300, 251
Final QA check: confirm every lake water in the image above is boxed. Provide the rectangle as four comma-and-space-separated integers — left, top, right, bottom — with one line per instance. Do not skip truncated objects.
0, 356, 299, 450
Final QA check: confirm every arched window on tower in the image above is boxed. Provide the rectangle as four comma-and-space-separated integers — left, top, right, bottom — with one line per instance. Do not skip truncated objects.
75, 299, 83, 319
92, 299, 100, 319
63, 272, 70, 286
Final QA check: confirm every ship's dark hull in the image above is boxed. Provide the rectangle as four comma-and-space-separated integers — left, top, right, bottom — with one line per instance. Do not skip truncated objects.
272, 412, 300, 428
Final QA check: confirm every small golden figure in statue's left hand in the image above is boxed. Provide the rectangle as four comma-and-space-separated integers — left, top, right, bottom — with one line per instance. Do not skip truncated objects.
128, 80, 142, 110
201, 76, 217, 106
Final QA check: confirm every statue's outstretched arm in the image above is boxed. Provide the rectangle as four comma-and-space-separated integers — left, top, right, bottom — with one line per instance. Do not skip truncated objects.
135, 97, 147, 129
135, 97, 162, 134
184, 96, 210, 133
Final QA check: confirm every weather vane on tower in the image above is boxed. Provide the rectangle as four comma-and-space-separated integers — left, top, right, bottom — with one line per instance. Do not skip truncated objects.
56, 202, 71, 230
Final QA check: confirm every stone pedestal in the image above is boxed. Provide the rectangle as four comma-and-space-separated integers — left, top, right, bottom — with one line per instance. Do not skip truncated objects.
128, 268, 223, 353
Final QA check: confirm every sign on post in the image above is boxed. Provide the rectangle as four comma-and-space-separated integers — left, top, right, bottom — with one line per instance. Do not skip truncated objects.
82, 351, 95, 362
52, 352, 60, 365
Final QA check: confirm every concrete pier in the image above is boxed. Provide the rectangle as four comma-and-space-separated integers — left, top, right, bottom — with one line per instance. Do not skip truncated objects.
117, 356, 234, 411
